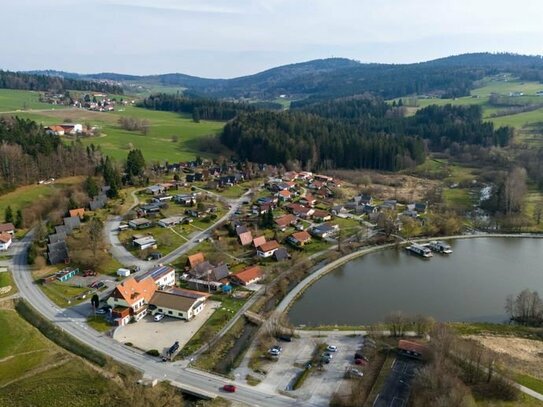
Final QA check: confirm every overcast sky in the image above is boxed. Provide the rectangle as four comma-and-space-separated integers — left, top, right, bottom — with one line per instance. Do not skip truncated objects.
1, 0, 542, 78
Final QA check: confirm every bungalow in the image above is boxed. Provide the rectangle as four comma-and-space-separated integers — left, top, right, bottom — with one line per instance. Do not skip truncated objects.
380, 200, 397, 211
63, 216, 81, 232
146, 185, 165, 195
312, 209, 332, 223
274, 247, 290, 261
47, 241, 68, 264
277, 189, 292, 201
257, 240, 280, 258
189, 262, 230, 282
299, 194, 317, 207
69, 208, 85, 219
253, 202, 274, 215
287, 203, 314, 219
174, 194, 195, 206
158, 216, 184, 228
133, 236, 157, 251
186, 252, 205, 269
230, 265, 263, 286
129, 218, 152, 229
287, 230, 311, 247
136, 265, 176, 288
0, 233, 12, 251
252, 235, 267, 249
274, 214, 297, 231
139, 202, 163, 215
310, 223, 340, 239
55, 267, 79, 282
0, 223, 15, 235
149, 288, 208, 320
107, 276, 157, 323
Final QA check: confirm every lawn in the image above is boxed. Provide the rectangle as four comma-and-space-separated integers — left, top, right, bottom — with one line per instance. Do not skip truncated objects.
178, 293, 249, 357
12, 103, 225, 162
0, 89, 69, 112
87, 315, 112, 333
0, 271, 16, 297
443, 188, 473, 211
0, 176, 84, 218
39, 281, 91, 308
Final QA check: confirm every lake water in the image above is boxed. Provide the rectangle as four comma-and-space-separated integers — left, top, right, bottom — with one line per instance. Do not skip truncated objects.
288, 238, 543, 326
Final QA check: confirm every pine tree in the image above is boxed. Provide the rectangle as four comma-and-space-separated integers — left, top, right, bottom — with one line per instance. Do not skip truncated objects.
15, 209, 23, 228
4, 206, 13, 224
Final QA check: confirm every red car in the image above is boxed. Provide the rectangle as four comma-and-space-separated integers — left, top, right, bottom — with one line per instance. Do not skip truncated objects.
354, 358, 367, 366
223, 384, 236, 393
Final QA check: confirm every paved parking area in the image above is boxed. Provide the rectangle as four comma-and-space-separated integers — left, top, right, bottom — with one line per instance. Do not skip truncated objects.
113, 300, 220, 354
243, 332, 364, 406
373, 357, 421, 407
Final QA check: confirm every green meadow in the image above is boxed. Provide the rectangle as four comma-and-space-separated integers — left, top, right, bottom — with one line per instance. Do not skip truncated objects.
0, 89, 68, 112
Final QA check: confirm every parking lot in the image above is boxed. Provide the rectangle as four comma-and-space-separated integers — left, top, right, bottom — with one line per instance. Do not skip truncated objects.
373, 357, 421, 407
246, 331, 364, 406
113, 300, 220, 354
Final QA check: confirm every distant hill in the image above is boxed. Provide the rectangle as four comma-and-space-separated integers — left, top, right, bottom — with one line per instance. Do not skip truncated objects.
26, 53, 543, 100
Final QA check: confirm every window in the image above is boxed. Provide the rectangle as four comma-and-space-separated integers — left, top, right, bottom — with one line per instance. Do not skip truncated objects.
178, 312, 182, 316
168, 311, 172, 315
158, 308, 163, 313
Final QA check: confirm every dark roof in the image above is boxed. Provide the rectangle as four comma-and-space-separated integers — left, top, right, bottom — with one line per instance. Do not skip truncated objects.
136, 265, 174, 283
274, 247, 289, 261
63, 216, 81, 232
47, 241, 68, 264
235, 225, 248, 235
211, 264, 230, 281
48, 232, 66, 244
55, 225, 68, 235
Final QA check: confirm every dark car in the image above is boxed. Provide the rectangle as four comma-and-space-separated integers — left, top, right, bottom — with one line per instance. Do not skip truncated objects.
278, 335, 292, 342
223, 384, 236, 393
354, 358, 367, 366
354, 352, 363, 360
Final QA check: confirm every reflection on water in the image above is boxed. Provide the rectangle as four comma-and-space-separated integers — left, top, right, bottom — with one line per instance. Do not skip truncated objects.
288, 238, 543, 326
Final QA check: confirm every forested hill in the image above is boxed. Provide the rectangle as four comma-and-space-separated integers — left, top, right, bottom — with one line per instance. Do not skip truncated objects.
29, 53, 543, 100
0, 70, 123, 94
220, 98, 513, 171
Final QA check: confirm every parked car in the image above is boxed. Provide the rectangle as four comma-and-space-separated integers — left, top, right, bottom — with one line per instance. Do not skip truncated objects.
268, 348, 280, 356
83, 270, 97, 277
272, 345, 283, 352
278, 335, 292, 342
154, 313, 165, 322
322, 356, 331, 364
326, 345, 338, 352
223, 384, 236, 393
354, 358, 367, 366
322, 352, 333, 359
147, 252, 162, 261
354, 352, 364, 360
350, 369, 364, 378
95, 308, 106, 315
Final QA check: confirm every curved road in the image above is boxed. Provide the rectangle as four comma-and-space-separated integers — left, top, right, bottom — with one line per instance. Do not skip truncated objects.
10, 233, 305, 406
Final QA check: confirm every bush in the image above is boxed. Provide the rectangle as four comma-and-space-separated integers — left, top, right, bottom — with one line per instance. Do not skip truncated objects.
125, 342, 133, 347
15, 299, 107, 367
292, 367, 312, 390
146, 349, 160, 357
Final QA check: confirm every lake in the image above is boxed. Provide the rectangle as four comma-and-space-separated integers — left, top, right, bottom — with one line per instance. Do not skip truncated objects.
288, 238, 543, 326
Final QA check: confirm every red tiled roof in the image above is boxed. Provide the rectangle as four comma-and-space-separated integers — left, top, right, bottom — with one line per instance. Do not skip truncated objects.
0, 233, 11, 244
275, 214, 296, 227
291, 231, 311, 242
112, 276, 156, 307
69, 208, 85, 218
239, 231, 253, 246
258, 240, 279, 252
233, 265, 263, 284
187, 252, 205, 268
252, 235, 266, 248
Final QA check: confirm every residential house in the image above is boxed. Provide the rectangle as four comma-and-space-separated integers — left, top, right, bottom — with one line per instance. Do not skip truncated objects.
63, 216, 81, 233
380, 200, 397, 211
55, 225, 68, 235
48, 232, 66, 244
274, 214, 297, 231
356, 194, 373, 205
257, 240, 280, 258
0, 233, 12, 250
149, 288, 208, 320
186, 252, 205, 269
238, 230, 254, 246
152, 195, 173, 203
59, 123, 83, 135
158, 216, 184, 228
277, 189, 292, 201
146, 184, 166, 195
128, 218, 152, 229
310, 223, 340, 239
0, 223, 15, 235
299, 194, 317, 207
252, 235, 267, 249
47, 241, 68, 264
230, 265, 263, 286
174, 194, 195, 206
312, 209, 332, 223
107, 276, 157, 324
331, 205, 348, 217
132, 235, 157, 251
139, 203, 163, 215
287, 203, 314, 219
287, 231, 311, 247
282, 171, 298, 181
136, 265, 175, 288
68, 208, 85, 219
358, 204, 377, 215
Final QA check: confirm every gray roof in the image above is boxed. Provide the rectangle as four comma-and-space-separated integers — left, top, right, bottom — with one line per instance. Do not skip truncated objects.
48, 232, 66, 244
274, 247, 289, 261
47, 241, 68, 264
63, 216, 81, 232
55, 225, 68, 235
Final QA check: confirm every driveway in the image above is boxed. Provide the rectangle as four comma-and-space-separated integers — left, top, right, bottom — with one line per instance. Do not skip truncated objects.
113, 301, 220, 353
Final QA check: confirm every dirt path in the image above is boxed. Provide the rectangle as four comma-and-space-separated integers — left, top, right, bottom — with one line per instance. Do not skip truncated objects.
0, 349, 48, 364
0, 357, 70, 388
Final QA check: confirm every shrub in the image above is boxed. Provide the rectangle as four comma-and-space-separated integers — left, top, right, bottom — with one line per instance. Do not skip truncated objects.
146, 349, 160, 357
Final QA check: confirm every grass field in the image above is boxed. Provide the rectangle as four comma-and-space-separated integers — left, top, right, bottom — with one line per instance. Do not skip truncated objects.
0, 271, 16, 297
0, 176, 84, 219
39, 281, 90, 308
8, 102, 225, 162
0, 89, 69, 112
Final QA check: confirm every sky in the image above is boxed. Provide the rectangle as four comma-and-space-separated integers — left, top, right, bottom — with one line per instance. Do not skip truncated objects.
1, 0, 542, 78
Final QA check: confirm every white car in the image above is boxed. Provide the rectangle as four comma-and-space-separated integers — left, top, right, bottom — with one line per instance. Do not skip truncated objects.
268, 348, 280, 356
153, 313, 164, 322
327, 345, 338, 352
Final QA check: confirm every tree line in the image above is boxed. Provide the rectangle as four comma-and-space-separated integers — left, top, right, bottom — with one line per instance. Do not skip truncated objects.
0, 70, 123, 94
138, 93, 257, 121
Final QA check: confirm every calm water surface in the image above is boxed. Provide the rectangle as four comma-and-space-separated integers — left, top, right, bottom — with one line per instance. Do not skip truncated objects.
288, 238, 543, 325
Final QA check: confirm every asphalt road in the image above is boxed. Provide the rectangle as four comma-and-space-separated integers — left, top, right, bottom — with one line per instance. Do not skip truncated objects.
10, 233, 307, 406
373, 357, 420, 407
104, 189, 253, 272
